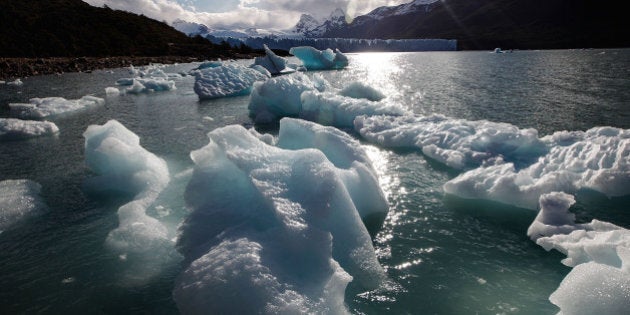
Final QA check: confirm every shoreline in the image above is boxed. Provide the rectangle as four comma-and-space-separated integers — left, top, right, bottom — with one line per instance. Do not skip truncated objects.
0, 54, 261, 81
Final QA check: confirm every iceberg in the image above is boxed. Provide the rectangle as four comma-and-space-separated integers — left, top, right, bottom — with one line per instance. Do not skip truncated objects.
355, 114, 546, 170
125, 78, 176, 94
527, 192, 630, 314
289, 46, 349, 70
444, 126, 630, 209
248, 73, 404, 126
174, 120, 386, 314
105, 87, 120, 96
194, 63, 270, 100
9, 96, 105, 119
83, 120, 170, 254
0, 118, 59, 140
248, 72, 322, 123
6, 78, 23, 86
0, 179, 47, 233
253, 44, 296, 75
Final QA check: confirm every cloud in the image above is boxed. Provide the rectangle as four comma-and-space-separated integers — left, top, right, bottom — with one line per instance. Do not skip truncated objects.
83, 0, 410, 30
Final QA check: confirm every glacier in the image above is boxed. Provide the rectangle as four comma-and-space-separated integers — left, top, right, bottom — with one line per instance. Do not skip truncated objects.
289, 46, 348, 71
174, 118, 387, 314
0, 118, 59, 140
0, 179, 47, 233
527, 192, 630, 314
9, 96, 104, 119
194, 63, 270, 99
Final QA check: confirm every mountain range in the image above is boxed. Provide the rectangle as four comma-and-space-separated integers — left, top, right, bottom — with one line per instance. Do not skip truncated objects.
174, 0, 630, 50
323, 0, 630, 50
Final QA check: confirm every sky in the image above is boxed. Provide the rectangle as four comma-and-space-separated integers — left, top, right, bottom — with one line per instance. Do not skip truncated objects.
83, 0, 410, 30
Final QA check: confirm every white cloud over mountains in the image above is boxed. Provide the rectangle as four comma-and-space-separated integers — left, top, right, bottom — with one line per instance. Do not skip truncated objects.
83, 0, 409, 30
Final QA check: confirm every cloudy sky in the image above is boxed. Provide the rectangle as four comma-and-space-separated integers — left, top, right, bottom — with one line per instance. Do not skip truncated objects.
83, 0, 410, 30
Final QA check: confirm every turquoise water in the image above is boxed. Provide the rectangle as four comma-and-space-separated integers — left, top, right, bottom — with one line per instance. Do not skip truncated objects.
1, 49, 629, 314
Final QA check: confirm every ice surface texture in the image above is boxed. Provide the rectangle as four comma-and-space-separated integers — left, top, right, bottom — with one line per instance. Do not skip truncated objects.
193, 63, 270, 99
356, 115, 629, 209
0, 179, 47, 232
528, 192, 630, 314
174, 118, 387, 314
444, 127, 630, 209
289, 46, 349, 70
355, 114, 547, 170
83, 120, 171, 253
0, 118, 59, 140
254, 44, 296, 75
9, 96, 104, 119
249, 73, 405, 125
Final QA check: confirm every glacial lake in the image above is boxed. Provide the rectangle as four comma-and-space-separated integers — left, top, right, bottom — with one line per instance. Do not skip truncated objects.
1, 49, 629, 314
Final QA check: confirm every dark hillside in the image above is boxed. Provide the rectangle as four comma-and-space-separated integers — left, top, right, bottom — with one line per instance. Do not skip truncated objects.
0, 0, 225, 57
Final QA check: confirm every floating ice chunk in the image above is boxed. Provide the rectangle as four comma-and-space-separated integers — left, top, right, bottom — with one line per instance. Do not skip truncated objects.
444, 126, 630, 209
125, 78, 176, 94
289, 46, 349, 70
175, 123, 386, 313
0, 118, 59, 140
276, 118, 388, 224
7, 78, 23, 86
248, 72, 320, 123
526, 192, 630, 314
194, 63, 270, 100
83, 120, 170, 253
0, 179, 47, 232
355, 114, 545, 170
115, 78, 135, 86
105, 87, 120, 96
248, 73, 402, 126
254, 44, 296, 75
301, 91, 406, 127
9, 95, 105, 119
339, 81, 386, 101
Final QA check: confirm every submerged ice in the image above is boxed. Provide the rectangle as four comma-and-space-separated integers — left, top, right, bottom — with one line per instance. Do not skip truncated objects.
174, 118, 387, 314
0, 179, 47, 233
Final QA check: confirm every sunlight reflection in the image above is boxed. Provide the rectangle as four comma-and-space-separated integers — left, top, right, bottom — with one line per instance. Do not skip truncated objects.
349, 53, 402, 101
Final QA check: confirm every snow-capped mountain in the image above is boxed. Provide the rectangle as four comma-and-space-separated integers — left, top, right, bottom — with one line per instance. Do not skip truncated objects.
353, 0, 438, 26
290, 8, 348, 37
172, 19, 209, 37
172, 20, 289, 39
292, 14, 321, 37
